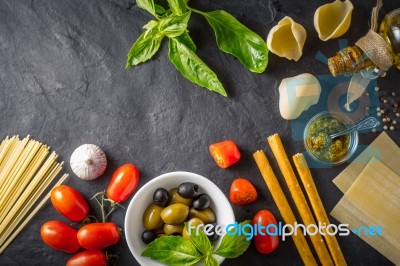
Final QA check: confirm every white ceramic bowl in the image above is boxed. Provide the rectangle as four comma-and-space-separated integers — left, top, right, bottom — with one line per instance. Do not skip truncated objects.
124, 171, 235, 266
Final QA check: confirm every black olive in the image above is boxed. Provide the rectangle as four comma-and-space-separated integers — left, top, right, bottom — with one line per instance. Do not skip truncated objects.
193, 193, 211, 210
141, 230, 158, 244
153, 188, 169, 207
205, 222, 219, 242
177, 182, 199, 199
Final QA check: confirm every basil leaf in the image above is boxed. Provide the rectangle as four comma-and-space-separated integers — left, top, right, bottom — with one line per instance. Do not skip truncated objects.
125, 25, 162, 69
136, 0, 157, 17
168, 37, 227, 96
143, 20, 158, 31
188, 222, 212, 255
141, 236, 203, 266
155, 4, 167, 15
175, 31, 196, 52
205, 255, 218, 266
213, 220, 251, 258
195, 10, 268, 73
167, 0, 187, 16
158, 12, 191, 38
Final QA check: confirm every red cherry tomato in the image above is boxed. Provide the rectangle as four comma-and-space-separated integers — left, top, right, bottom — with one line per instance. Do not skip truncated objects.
77, 222, 120, 250
51, 185, 89, 222
252, 210, 280, 254
66, 250, 108, 266
230, 178, 258, 205
106, 163, 140, 203
209, 140, 241, 169
40, 220, 80, 253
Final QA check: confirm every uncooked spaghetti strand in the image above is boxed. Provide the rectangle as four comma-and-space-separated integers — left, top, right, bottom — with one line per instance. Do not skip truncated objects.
0, 136, 9, 163
18, 144, 50, 187
1, 142, 47, 214
0, 136, 29, 199
0, 159, 62, 242
0, 151, 57, 223
0, 137, 20, 188
0, 136, 28, 178
0, 141, 38, 215
0, 136, 16, 167
0, 174, 68, 254
0, 167, 65, 241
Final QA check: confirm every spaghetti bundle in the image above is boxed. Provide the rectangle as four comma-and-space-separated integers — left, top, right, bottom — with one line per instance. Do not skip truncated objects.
0, 135, 68, 253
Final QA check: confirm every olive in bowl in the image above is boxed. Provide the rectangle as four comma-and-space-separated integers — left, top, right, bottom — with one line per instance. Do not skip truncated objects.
141, 184, 216, 240
124, 171, 235, 266
152, 188, 169, 207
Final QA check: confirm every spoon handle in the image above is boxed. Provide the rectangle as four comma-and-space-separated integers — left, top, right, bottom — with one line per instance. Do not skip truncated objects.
330, 117, 380, 139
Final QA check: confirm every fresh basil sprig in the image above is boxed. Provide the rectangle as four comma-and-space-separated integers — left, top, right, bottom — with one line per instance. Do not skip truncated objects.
213, 222, 252, 258
126, 0, 268, 96
168, 37, 226, 96
192, 9, 268, 73
141, 236, 202, 266
125, 20, 160, 67
141, 220, 251, 266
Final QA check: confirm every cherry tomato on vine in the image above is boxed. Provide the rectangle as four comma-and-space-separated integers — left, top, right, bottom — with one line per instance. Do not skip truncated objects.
40, 220, 80, 253
77, 222, 120, 250
209, 140, 241, 169
106, 163, 140, 203
252, 210, 279, 254
66, 250, 108, 266
230, 178, 258, 205
50, 185, 89, 222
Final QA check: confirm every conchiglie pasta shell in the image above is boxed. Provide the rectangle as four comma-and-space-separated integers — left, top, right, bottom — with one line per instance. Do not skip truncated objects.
267, 16, 307, 61
314, 0, 353, 41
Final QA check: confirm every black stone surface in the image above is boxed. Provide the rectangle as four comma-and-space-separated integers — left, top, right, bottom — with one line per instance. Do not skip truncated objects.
0, 0, 399, 265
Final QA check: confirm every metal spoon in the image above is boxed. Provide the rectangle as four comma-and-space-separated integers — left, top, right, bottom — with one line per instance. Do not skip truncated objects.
329, 116, 380, 141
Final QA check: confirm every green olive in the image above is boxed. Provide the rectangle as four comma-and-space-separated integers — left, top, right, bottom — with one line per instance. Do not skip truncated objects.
169, 188, 193, 206
163, 223, 184, 235
160, 203, 189, 224
183, 217, 204, 240
189, 207, 216, 223
143, 203, 164, 230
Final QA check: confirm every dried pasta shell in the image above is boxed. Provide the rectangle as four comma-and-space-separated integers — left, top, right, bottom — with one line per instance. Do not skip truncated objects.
267, 16, 307, 61
314, 0, 354, 41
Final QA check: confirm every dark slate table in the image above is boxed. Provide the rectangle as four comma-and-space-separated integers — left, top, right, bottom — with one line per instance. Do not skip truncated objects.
1, 0, 399, 265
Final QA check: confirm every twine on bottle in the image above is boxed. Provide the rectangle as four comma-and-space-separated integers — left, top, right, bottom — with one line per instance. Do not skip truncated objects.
355, 0, 392, 72
370, 0, 383, 32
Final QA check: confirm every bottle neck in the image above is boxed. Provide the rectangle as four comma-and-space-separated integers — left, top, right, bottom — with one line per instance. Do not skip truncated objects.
328, 45, 375, 77
355, 30, 393, 72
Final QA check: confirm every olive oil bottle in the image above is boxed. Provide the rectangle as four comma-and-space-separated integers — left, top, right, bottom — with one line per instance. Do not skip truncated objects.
379, 9, 400, 69
328, 8, 400, 77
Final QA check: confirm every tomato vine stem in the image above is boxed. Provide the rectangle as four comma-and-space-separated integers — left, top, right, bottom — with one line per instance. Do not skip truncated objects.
91, 192, 124, 222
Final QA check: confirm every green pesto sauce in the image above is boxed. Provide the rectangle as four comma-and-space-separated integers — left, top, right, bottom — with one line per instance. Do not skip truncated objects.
306, 115, 350, 162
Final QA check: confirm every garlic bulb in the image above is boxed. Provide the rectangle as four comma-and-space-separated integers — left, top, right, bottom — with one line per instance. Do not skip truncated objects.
70, 144, 107, 180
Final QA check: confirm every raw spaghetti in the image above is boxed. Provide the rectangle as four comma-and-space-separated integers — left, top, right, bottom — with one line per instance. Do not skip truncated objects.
0, 135, 68, 253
